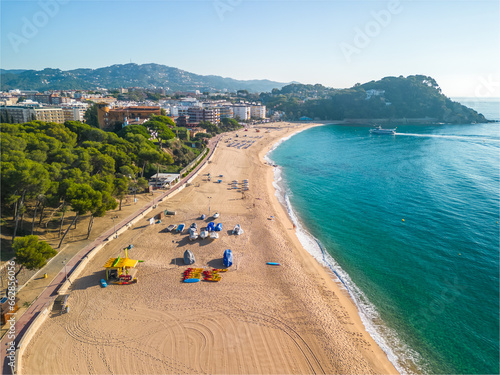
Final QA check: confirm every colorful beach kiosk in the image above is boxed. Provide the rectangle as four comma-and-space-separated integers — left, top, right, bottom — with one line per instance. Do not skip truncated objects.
103, 246, 139, 285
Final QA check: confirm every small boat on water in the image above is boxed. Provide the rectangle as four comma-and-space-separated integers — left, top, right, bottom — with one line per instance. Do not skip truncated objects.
370, 126, 396, 135
167, 224, 177, 232
232, 224, 244, 235
177, 223, 185, 233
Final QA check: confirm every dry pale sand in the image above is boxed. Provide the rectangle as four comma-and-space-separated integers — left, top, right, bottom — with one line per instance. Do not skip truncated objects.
22, 123, 398, 375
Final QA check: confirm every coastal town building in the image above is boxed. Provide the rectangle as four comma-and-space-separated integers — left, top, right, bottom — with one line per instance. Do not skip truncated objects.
251, 105, 266, 119
187, 107, 204, 124
186, 107, 220, 126
62, 107, 86, 122
0, 94, 19, 106
148, 173, 181, 189
96, 104, 161, 129
218, 106, 233, 119
202, 108, 220, 124
232, 105, 251, 120
34, 107, 65, 123
0, 106, 36, 123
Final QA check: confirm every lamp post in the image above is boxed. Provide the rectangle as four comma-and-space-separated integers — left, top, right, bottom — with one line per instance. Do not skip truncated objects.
208, 196, 212, 216
112, 216, 118, 238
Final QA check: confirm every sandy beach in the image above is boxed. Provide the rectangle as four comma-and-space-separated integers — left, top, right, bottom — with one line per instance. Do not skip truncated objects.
21, 122, 398, 375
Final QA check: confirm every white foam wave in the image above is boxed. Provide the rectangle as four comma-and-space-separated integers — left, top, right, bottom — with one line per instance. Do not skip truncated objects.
265, 135, 425, 375
396, 132, 500, 143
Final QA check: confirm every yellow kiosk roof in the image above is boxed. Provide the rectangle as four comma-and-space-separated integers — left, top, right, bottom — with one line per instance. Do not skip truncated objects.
103, 257, 138, 269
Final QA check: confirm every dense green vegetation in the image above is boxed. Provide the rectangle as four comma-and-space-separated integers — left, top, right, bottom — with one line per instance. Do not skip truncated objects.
12, 235, 57, 278
199, 118, 243, 135
0, 118, 183, 247
260, 75, 488, 124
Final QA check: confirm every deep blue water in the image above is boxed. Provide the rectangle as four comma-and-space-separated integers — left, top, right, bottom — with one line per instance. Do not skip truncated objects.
269, 102, 499, 374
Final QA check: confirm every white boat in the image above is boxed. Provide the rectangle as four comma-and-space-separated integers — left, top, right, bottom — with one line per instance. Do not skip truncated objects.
210, 232, 219, 240
232, 224, 244, 235
370, 126, 396, 135
200, 230, 208, 239
213, 212, 220, 219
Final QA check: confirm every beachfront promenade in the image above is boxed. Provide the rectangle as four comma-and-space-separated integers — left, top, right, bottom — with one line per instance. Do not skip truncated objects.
0, 135, 221, 375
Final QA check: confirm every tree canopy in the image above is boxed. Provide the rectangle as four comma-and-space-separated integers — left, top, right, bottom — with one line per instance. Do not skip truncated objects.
13, 235, 57, 277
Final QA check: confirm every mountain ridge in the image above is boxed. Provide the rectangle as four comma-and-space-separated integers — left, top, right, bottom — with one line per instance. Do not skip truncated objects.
0, 63, 289, 93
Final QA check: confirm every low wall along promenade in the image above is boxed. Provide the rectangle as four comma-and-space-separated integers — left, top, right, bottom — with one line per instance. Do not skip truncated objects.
5, 136, 221, 375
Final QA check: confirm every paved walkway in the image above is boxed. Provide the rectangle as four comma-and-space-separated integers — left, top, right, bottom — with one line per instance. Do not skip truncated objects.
0, 136, 221, 374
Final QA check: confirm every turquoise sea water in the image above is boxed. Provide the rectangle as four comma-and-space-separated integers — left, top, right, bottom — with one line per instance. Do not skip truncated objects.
269, 101, 500, 374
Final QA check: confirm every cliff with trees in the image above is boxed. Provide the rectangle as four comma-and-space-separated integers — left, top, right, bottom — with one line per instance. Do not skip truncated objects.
260, 75, 488, 124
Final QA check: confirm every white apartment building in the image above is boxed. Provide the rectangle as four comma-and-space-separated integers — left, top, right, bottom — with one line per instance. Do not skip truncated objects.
61, 102, 89, 122
62, 107, 85, 122
251, 105, 266, 119
232, 105, 251, 120
34, 107, 65, 123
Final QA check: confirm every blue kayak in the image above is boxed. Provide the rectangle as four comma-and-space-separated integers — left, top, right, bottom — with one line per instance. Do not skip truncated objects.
266, 262, 281, 266
184, 278, 200, 283
100, 279, 107, 287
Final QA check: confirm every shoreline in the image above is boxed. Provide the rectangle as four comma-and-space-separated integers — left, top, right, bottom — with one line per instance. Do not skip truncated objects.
264, 124, 411, 374
261, 124, 403, 373
21, 122, 398, 375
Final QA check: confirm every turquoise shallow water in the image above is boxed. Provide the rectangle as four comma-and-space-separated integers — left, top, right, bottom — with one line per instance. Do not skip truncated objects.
269, 111, 499, 374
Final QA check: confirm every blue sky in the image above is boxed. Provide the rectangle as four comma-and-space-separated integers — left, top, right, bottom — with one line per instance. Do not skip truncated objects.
1, 0, 499, 97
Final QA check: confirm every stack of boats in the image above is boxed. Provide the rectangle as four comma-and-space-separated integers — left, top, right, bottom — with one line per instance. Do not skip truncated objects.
202, 268, 227, 282
242, 179, 249, 191
183, 268, 203, 282
232, 224, 244, 235
183, 268, 228, 283
189, 223, 198, 241
207, 222, 222, 239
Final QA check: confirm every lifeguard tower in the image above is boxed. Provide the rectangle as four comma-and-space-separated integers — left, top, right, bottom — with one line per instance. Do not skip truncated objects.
103, 245, 139, 285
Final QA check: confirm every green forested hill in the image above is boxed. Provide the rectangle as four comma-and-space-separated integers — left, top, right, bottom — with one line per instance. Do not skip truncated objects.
0, 63, 287, 93
260, 75, 488, 124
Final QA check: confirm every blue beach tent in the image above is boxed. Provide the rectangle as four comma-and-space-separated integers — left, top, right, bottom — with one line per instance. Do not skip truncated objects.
207, 222, 215, 232
215, 223, 223, 232
223, 249, 233, 267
